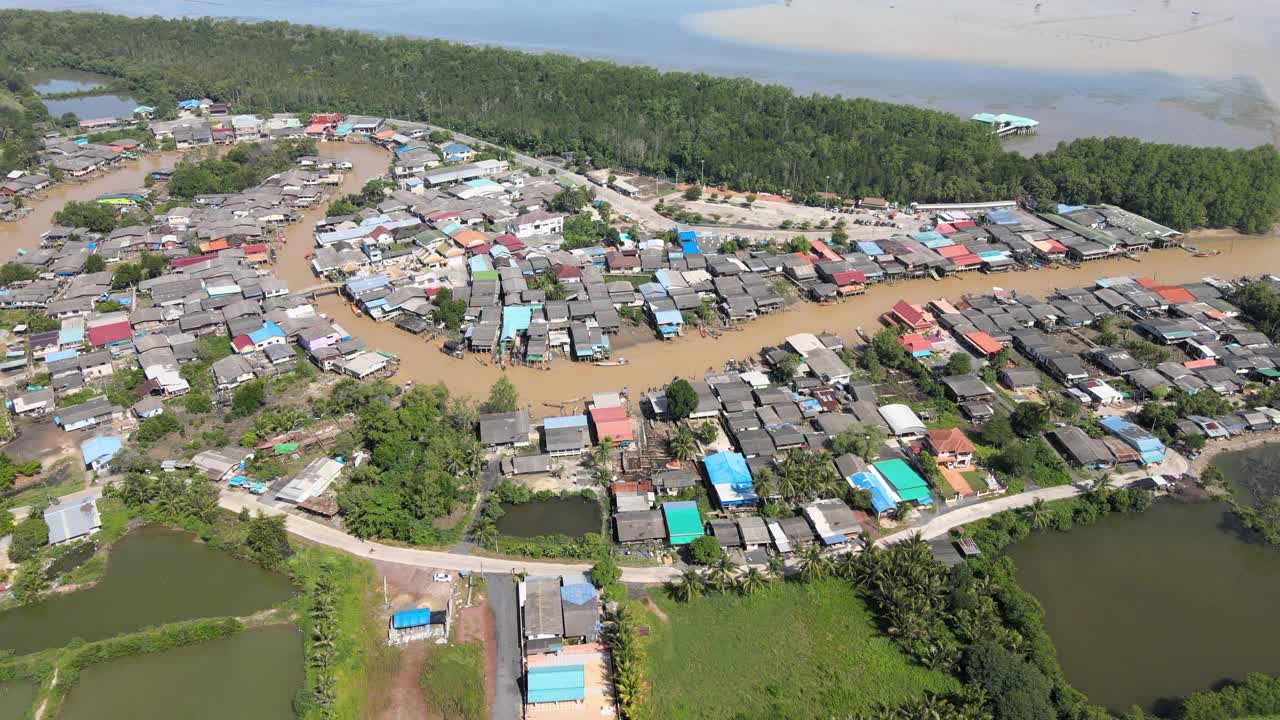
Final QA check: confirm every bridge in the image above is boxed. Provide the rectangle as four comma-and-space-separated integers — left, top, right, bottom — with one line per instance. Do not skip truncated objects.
291, 282, 343, 299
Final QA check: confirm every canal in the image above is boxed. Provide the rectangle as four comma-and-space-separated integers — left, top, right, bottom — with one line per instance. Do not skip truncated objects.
59, 623, 303, 720
6, 135, 1280, 417
0, 525, 296, 655
1006, 443, 1280, 715
495, 496, 602, 538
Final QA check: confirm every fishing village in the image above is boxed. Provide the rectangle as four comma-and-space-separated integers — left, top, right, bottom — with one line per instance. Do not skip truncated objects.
1, 55, 1280, 720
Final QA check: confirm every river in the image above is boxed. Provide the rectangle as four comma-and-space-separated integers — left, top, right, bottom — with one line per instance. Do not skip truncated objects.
8, 140, 1279, 417
0, 0, 1275, 153
59, 624, 303, 720
0, 525, 296, 655
1006, 443, 1280, 715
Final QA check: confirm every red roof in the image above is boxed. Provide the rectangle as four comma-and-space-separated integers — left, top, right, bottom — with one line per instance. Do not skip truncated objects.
936, 245, 968, 259
809, 239, 842, 263
554, 265, 583, 280
934, 223, 956, 234
963, 331, 1003, 356
897, 333, 933, 353
1135, 276, 1160, 289
88, 321, 132, 346
590, 406, 634, 443
1154, 285, 1196, 304
1183, 358, 1217, 369
304, 123, 329, 134
429, 211, 462, 223
830, 270, 866, 287
241, 243, 269, 255
171, 253, 218, 269
952, 219, 977, 229
1041, 239, 1068, 253
952, 253, 983, 267
891, 300, 930, 329
231, 334, 254, 351
610, 480, 653, 495
927, 428, 976, 455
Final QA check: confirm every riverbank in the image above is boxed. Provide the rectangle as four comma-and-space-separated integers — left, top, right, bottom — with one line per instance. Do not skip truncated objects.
1188, 434, 1280, 475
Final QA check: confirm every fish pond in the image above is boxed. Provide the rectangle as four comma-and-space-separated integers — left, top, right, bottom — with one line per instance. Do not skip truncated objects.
0, 525, 296, 655
1007, 443, 1280, 714
495, 496, 601, 538
27, 68, 138, 119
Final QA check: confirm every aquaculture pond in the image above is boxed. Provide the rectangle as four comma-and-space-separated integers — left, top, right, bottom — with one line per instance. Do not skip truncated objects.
0, 525, 296, 655
1007, 443, 1280, 714
27, 68, 139, 119
495, 496, 601, 538
59, 624, 304, 720
0, 680, 38, 720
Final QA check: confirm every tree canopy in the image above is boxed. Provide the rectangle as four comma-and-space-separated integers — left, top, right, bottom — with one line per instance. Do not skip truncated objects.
3, 10, 1278, 232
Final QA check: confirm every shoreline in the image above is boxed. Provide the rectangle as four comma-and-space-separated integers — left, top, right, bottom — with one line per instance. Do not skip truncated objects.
1188, 434, 1280, 476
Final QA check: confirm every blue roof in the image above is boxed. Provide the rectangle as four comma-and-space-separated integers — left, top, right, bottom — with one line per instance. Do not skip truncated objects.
654, 269, 677, 290
46, 348, 78, 363
345, 274, 389, 294
80, 435, 122, 467
526, 665, 585, 704
987, 209, 1018, 225
1098, 415, 1165, 454
848, 471, 897, 514
463, 178, 499, 188
247, 321, 285, 344
910, 231, 946, 244
502, 306, 533, 342
653, 309, 684, 326
703, 451, 758, 506
442, 142, 473, 156
681, 240, 701, 255
544, 415, 588, 430
676, 230, 697, 241
468, 255, 492, 273
560, 583, 596, 606
1057, 204, 1088, 214
392, 608, 445, 629
857, 241, 884, 255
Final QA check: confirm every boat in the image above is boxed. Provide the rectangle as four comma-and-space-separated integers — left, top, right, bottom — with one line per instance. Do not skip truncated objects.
699, 326, 707, 338
350, 304, 362, 317
856, 326, 871, 343
595, 358, 629, 367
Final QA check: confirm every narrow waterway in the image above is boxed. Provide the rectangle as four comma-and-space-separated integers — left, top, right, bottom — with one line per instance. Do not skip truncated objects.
0, 525, 296, 655
59, 624, 304, 720
9, 139, 1280, 416
1006, 443, 1280, 715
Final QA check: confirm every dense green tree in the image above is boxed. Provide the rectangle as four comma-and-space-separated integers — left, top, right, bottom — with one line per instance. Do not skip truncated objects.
230, 380, 267, 418
665, 378, 698, 420
1008, 403, 1047, 438
961, 640, 1056, 720
5, 11, 1274, 231
53, 200, 118, 233
689, 535, 721, 565
8, 516, 48, 563
0, 262, 37, 283
481, 376, 519, 414
243, 511, 290, 567
944, 352, 973, 376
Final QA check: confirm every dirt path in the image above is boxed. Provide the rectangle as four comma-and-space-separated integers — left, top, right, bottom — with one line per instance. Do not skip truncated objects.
378, 642, 430, 720
455, 602, 497, 713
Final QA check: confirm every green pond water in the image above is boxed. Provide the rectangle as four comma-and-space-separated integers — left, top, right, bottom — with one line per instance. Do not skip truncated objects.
0, 680, 38, 720
59, 624, 303, 720
0, 525, 296, 655
496, 496, 601, 538
1007, 443, 1280, 715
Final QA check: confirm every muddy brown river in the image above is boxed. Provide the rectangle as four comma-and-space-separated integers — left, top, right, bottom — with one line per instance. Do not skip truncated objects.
7, 143, 1276, 416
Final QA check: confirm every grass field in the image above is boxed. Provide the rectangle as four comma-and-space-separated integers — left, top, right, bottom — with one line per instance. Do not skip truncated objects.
419, 642, 486, 720
641, 578, 957, 719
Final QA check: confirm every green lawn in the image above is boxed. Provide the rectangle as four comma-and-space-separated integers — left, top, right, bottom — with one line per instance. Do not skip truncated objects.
419, 642, 485, 720
641, 579, 957, 719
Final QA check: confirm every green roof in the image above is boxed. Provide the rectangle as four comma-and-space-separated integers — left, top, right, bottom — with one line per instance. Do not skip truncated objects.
662, 501, 704, 545
273, 442, 299, 455
472, 270, 499, 281
873, 459, 934, 504
1257, 368, 1280, 379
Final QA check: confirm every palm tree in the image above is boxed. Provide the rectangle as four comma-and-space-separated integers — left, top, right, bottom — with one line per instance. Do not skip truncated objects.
471, 518, 499, 550
590, 437, 615, 470
669, 425, 699, 462
668, 568, 704, 603
797, 545, 832, 583
1086, 473, 1113, 500
1021, 497, 1052, 530
766, 552, 784, 580
737, 566, 769, 596
706, 555, 739, 592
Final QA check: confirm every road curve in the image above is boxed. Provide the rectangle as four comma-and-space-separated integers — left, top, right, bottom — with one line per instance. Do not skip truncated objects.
216, 491, 682, 583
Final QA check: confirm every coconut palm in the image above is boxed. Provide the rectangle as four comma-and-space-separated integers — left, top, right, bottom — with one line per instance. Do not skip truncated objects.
766, 552, 784, 580
668, 567, 704, 603
797, 545, 832, 583
590, 437, 616, 470
471, 518, 499, 550
669, 425, 699, 462
706, 555, 739, 592
1021, 497, 1052, 530
737, 566, 769, 596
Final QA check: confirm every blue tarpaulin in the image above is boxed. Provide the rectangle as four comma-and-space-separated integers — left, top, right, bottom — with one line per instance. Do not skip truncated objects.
392, 608, 444, 629
704, 451, 757, 507
681, 240, 701, 255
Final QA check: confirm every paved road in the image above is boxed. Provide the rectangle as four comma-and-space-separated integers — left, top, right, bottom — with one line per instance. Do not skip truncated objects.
216, 491, 681, 582
886, 450, 1189, 544
485, 572, 523, 720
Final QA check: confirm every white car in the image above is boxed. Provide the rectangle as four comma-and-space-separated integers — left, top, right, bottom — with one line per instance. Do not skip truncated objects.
432, 573, 451, 583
